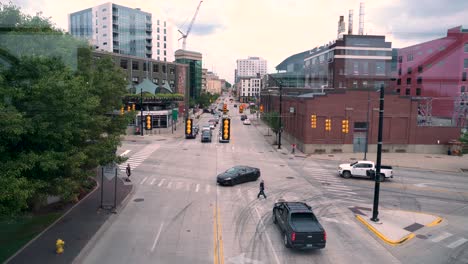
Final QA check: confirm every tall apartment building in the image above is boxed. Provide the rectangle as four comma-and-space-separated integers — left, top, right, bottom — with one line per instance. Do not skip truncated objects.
68, 3, 174, 61
238, 77, 261, 103
393, 26, 468, 122
236, 57, 267, 82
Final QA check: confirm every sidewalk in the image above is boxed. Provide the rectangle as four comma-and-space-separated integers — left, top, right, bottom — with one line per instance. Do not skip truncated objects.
6, 175, 133, 264
352, 206, 442, 246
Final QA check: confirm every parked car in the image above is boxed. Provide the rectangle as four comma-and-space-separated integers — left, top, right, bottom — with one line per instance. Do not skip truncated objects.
216, 166, 260, 186
201, 130, 212, 143
273, 201, 326, 249
234, 104, 237, 108
240, 114, 247, 121
202, 125, 211, 132
338, 161, 393, 181
243, 119, 251, 125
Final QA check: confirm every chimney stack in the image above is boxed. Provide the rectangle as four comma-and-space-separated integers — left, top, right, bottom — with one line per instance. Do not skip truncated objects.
337, 16, 345, 39
348, 9, 354, 35
359, 2, 365, 35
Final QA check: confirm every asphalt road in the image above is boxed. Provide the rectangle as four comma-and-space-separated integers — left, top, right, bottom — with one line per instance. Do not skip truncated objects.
78, 97, 468, 264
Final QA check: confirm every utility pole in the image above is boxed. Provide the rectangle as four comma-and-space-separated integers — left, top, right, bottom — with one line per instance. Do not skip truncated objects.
140, 88, 144, 136
364, 88, 370, 160
278, 83, 283, 149
371, 84, 385, 222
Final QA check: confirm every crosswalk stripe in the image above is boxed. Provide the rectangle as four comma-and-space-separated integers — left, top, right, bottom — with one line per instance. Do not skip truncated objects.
431, 232, 453, 242
341, 197, 367, 203
150, 178, 156, 185
140, 177, 148, 185
158, 179, 166, 187
195, 184, 200, 192
447, 238, 467, 248
175, 182, 183, 190
167, 182, 172, 189
119, 150, 131, 156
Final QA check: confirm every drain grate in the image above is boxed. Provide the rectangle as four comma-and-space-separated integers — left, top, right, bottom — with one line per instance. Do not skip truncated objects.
133, 198, 144, 202
321, 182, 331, 186
416, 234, 428, 239
328, 155, 334, 157
280, 164, 285, 167
286, 176, 294, 179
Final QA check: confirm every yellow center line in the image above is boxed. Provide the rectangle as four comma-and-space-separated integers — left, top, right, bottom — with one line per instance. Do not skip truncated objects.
213, 205, 224, 264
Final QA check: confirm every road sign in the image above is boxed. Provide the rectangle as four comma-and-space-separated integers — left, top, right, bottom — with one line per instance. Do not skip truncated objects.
172, 109, 178, 121
103, 163, 117, 180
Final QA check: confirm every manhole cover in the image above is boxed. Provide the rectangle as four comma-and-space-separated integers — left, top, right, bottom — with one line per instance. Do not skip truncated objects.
461, 168, 468, 173
156, 139, 166, 141
280, 165, 285, 167
269, 150, 274, 152
183, 148, 188, 150
282, 153, 287, 155
349, 158, 356, 160
286, 176, 294, 179
133, 198, 144, 202
321, 182, 331, 186
328, 155, 334, 157
416, 234, 428, 239
425, 156, 432, 158
259, 152, 264, 154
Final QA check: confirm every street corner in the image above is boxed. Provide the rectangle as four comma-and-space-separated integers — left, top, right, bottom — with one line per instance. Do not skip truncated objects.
352, 206, 443, 246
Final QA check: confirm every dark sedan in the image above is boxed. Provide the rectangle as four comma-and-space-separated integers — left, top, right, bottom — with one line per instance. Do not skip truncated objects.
217, 166, 261, 186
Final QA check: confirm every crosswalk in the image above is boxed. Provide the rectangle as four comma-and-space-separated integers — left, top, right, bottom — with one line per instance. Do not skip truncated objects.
429, 231, 468, 249
118, 144, 160, 171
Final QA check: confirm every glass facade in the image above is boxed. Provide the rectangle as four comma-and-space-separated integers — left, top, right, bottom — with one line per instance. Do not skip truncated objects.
69, 8, 93, 39
175, 58, 202, 99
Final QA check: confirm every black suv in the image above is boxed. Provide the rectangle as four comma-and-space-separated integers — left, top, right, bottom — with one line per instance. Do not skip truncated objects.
240, 114, 247, 121
273, 201, 326, 249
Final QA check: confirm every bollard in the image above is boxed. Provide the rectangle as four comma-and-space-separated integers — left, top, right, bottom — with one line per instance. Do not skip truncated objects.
56, 239, 65, 254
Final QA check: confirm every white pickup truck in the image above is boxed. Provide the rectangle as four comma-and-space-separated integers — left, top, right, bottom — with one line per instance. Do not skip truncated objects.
338, 161, 393, 181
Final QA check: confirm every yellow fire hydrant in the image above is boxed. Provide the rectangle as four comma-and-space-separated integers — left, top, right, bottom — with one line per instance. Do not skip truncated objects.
56, 239, 65, 254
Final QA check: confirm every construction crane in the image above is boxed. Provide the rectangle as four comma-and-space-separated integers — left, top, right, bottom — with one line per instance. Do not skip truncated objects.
178, 0, 203, 50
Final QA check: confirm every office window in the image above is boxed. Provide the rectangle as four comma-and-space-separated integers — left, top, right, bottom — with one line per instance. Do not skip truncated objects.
143, 62, 147, 72
465, 43, 468, 52
397, 78, 401, 85
407, 54, 413, 61
462, 86, 466, 92
103, 17, 107, 20
416, 88, 421, 96
153, 78, 159, 84
170, 68, 175, 74
375, 62, 385, 75
157, 42, 160, 47
132, 61, 139, 70
396, 88, 401, 93
120, 60, 128, 69
132, 77, 139, 83
463, 72, 467, 81
418, 65, 423, 73
407, 67, 412, 74
162, 65, 166, 73
464, 59, 468, 69
407, 78, 411, 84
353, 62, 359, 74
398, 68, 401, 75
405, 88, 410, 95
417, 77, 422, 84
153, 64, 159, 72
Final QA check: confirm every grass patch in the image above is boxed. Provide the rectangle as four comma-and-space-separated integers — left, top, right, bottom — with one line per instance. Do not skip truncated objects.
0, 212, 62, 262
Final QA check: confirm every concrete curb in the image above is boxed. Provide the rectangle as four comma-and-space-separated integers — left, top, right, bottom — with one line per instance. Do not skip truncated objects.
427, 216, 443, 227
355, 215, 416, 246
5, 178, 100, 264
72, 182, 135, 264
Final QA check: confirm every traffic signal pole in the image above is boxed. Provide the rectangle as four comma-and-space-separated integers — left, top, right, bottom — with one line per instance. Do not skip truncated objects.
371, 84, 385, 222
140, 88, 144, 136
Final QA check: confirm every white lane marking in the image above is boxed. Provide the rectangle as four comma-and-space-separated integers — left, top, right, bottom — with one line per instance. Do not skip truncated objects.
167, 182, 172, 189
431, 232, 453, 243
447, 238, 468, 249
119, 150, 131, 156
195, 184, 200, 192
140, 177, 148, 185
205, 185, 211, 194
150, 178, 156, 185
253, 207, 281, 264
150, 222, 165, 252
324, 189, 358, 195
323, 185, 353, 191
341, 198, 367, 203
158, 179, 166, 187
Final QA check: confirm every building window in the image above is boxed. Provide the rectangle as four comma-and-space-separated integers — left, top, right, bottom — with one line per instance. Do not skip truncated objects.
375, 62, 385, 75
352, 80, 358, 88
164, 50, 166, 56
407, 54, 414, 61
162, 65, 166, 73
428, 48, 433, 54
120, 60, 128, 69
143, 62, 147, 72
164, 58, 166, 61
164, 28, 166, 34
103, 25, 107, 28
353, 62, 359, 75
407, 67, 412, 74
416, 88, 421, 96
407, 78, 411, 84
132, 77, 139, 84
153, 64, 159, 72
164, 36, 166, 41
103, 17, 107, 20
418, 65, 423, 73
164, 43, 166, 48
169, 80, 174, 88
164, 21, 166, 27
170, 68, 175, 74
157, 27, 160, 33
398, 56, 402, 63
398, 68, 401, 75
132, 61, 139, 70
396, 88, 401, 93
417, 76, 422, 84
162, 79, 166, 85
362, 80, 368, 88
397, 78, 401, 85
157, 42, 160, 47
462, 72, 467, 81
157, 49, 160, 55
405, 88, 410, 95
153, 78, 159, 84
157, 35, 160, 40
464, 43, 468, 52
462, 86, 466, 92
464, 59, 468, 69
103, 42, 107, 45
102, 8, 107, 11
157, 20, 160, 25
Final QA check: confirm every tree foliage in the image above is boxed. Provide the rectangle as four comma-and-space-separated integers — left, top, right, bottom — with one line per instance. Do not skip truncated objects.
195, 92, 219, 108
0, 3, 129, 216
262, 111, 281, 134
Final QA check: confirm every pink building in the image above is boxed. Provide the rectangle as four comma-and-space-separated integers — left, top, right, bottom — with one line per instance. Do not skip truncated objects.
393, 26, 468, 122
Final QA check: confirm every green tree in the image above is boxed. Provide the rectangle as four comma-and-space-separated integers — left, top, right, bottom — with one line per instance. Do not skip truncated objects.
461, 131, 468, 145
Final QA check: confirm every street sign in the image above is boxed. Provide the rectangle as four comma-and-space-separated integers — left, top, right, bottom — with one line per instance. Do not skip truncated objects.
103, 163, 117, 180
172, 109, 178, 121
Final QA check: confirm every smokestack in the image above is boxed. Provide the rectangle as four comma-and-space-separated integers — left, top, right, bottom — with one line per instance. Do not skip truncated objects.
348, 9, 354, 35
337, 16, 345, 39
359, 2, 365, 35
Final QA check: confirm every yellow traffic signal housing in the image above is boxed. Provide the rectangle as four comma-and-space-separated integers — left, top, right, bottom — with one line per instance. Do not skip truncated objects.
145, 115, 153, 130
310, 114, 317, 128
342, 119, 349, 133
185, 118, 193, 136
223, 104, 227, 113
260, 104, 264, 113
127, 105, 131, 112
132, 104, 136, 111
239, 105, 244, 114
222, 118, 230, 140
325, 118, 332, 131
120, 106, 124, 115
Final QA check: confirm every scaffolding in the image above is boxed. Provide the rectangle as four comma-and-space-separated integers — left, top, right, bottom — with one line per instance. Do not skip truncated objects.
453, 92, 468, 127
415, 97, 433, 126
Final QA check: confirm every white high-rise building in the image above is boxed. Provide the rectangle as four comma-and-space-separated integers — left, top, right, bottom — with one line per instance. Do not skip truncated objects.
238, 77, 261, 102
68, 2, 174, 61
236, 56, 267, 82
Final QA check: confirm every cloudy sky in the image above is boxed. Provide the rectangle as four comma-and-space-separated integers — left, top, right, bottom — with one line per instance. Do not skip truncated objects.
10, 0, 468, 82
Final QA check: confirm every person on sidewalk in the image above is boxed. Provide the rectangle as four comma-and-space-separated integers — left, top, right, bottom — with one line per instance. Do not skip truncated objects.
291, 144, 296, 154
126, 163, 131, 182
257, 180, 267, 199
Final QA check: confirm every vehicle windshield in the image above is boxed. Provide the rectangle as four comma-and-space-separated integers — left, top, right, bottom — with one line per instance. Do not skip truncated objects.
2, 1, 466, 264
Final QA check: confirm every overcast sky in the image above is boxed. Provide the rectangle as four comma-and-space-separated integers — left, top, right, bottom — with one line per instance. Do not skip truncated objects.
10, 0, 468, 83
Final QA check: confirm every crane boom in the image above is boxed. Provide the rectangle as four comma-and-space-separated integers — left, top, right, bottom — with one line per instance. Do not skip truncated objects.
179, 0, 203, 50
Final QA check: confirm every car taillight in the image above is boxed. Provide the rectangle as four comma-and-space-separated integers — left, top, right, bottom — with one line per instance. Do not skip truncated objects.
324, 231, 327, 241
291, 232, 296, 242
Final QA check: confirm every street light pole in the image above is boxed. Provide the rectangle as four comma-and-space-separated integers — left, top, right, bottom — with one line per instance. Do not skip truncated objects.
364, 88, 370, 160
371, 84, 385, 222
140, 88, 144, 136
278, 83, 283, 149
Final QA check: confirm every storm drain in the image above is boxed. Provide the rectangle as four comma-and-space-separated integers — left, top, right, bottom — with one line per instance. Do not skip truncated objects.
321, 182, 331, 186
404, 223, 424, 232
416, 234, 428, 239
279, 165, 285, 167
183, 148, 188, 151
156, 139, 166, 141
133, 198, 144, 202
286, 176, 294, 179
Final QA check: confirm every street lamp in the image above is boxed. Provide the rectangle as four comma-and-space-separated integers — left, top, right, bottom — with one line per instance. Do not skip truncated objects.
267, 74, 283, 149
371, 83, 385, 222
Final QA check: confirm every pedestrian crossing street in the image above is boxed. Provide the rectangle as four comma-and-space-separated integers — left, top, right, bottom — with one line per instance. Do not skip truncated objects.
303, 166, 369, 204
118, 144, 160, 171
428, 231, 468, 250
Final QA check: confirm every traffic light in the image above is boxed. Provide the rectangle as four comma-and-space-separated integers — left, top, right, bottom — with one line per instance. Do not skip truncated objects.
145, 115, 153, 130
310, 114, 317, 128
342, 119, 349, 133
325, 118, 332, 131
127, 105, 131, 112
185, 118, 193, 136
120, 106, 124, 115
239, 105, 244, 114
132, 103, 136, 111
223, 104, 227, 113
260, 104, 264, 113
222, 118, 230, 140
